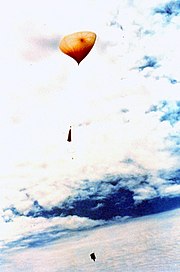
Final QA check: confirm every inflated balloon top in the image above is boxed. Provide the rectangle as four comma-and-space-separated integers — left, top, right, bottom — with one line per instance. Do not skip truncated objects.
59, 31, 96, 64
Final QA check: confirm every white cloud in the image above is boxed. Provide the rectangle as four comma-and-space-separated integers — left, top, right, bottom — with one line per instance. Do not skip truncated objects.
0, 0, 179, 247
133, 186, 157, 202
0, 215, 104, 247
159, 184, 180, 196
1, 209, 179, 272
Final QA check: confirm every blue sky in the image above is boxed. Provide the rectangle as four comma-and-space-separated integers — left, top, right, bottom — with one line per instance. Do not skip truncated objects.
0, 0, 179, 255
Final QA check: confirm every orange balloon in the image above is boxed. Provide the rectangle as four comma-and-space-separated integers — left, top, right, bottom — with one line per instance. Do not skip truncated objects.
59, 31, 96, 64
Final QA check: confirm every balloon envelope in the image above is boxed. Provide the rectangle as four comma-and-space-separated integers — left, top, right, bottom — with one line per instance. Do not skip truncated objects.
59, 31, 96, 64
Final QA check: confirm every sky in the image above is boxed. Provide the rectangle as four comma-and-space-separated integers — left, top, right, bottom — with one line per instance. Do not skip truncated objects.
0, 0, 180, 267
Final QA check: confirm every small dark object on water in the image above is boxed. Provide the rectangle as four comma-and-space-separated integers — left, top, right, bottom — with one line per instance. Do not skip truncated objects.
90, 252, 96, 262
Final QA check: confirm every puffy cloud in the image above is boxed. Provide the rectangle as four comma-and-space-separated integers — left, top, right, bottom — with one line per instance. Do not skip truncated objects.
0, 215, 105, 251
153, 1, 180, 21
159, 184, 180, 196
0, 0, 179, 253
137, 56, 160, 71
146, 100, 180, 125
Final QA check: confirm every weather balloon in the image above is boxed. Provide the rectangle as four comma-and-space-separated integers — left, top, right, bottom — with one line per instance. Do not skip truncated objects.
59, 31, 96, 64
